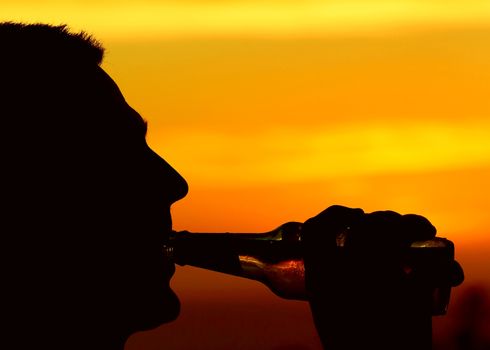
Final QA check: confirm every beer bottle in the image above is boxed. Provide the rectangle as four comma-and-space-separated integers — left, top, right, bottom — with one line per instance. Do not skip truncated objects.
164, 222, 454, 315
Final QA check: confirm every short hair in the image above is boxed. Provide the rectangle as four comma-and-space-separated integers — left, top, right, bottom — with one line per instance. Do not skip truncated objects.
0, 22, 104, 66
0, 22, 110, 142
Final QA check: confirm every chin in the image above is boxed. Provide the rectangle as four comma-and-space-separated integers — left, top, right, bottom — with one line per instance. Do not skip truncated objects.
129, 286, 181, 333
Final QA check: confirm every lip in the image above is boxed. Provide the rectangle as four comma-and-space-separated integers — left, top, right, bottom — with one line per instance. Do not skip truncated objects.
162, 244, 176, 279
158, 207, 176, 279
159, 287, 181, 324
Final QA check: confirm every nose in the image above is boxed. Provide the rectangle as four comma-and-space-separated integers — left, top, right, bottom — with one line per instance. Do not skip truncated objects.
167, 164, 188, 204
148, 147, 188, 204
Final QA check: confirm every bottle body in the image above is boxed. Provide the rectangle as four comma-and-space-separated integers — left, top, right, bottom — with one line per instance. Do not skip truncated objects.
165, 222, 454, 314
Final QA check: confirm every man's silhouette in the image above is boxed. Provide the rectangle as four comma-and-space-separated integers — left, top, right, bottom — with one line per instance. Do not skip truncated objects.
2, 22, 187, 349
1, 22, 462, 350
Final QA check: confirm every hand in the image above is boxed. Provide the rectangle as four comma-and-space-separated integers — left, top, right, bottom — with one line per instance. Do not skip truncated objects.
302, 205, 464, 350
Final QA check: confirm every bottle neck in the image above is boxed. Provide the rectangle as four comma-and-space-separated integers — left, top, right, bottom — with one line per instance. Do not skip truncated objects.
166, 224, 307, 300
167, 222, 303, 266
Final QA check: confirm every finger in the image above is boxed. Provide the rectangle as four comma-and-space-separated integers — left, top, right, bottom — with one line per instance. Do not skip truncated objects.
304, 205, 365, 228
400, 214, 437, 242
450, 260, 464, 287
348, 210, 405, 249
349, 211, 437, 250
302, 205, 364, 248
303, 205, 364, 289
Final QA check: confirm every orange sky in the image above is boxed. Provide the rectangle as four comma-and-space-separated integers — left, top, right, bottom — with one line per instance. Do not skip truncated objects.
3, 1, 490, 349
103, 32, 490, 244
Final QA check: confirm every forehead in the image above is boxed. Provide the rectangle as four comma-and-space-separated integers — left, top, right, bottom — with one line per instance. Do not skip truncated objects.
94, 66, 126, 100
91, 66, 148, 137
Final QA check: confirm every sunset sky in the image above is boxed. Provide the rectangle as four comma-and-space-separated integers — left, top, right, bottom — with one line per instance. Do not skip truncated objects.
3, 1, 490, 349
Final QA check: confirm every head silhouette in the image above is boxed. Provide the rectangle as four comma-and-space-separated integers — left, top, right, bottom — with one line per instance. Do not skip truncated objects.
1, 22, 188, 349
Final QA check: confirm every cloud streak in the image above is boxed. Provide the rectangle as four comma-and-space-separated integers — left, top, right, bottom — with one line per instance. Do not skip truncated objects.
3, 1, 490, 39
